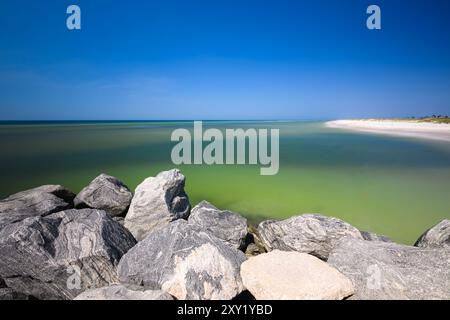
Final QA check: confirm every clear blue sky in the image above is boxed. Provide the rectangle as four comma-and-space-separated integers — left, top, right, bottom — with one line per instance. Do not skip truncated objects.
0, 0, 449, 120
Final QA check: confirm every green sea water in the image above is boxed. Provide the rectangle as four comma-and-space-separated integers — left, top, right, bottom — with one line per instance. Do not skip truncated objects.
1, 121, 449, 244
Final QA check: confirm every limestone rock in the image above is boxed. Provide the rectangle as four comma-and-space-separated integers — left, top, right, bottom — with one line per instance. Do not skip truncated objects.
414, 219, 450, 249
124, 169, 191, 241
0, 185, 75, 228
0, 209, 136, 300
188, 201, 248, 249
240, 250, 354, 300
118, 220, 246, 300
74, 284, 173, 300
258, 214, 362, 260
328, 237, 450, 300
74, 174, 133, 217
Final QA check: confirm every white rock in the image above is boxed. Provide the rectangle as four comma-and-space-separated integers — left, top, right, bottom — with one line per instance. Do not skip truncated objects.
124, 169, 191, 241
240, 250, 354, 300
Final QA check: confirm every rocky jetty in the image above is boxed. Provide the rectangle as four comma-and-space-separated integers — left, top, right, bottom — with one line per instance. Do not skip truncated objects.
0, 168, 448, 300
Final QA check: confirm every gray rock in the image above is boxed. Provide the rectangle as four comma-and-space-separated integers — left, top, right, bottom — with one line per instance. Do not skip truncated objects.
0, 278, 29, 300
188, 201, 248, 250
414, 219, 450, 249
0, 209, 136, 300
74, 284, 173, 300
328, 237, 450, 300
74, 174, 133, 217
112, 216, 125, 225
124, 169, 191, 241
0, 185, 75, 228
360, 231, 393, 243
258, 214, 363, 260
118, 220, 246, 300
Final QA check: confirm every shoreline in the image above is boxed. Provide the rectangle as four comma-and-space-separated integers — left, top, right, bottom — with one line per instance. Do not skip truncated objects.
326, 119, 450, 142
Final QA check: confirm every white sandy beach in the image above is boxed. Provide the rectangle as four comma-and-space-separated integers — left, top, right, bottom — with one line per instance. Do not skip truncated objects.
326, 119, 450, 142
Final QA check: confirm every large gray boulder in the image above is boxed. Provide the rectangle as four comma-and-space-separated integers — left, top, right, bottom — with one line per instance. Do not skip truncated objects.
0, 185, 75, 228
241, 250, 354, 300
118, 220, 246, 300
74, 174, 133, 217
74, 284, 173, 300
188, 201, 248, 250
124, 169, 191, 241
414, 219, 450, 249
258, 214, 363, 260
0, 209, 136, 300
328, 237, 450, 300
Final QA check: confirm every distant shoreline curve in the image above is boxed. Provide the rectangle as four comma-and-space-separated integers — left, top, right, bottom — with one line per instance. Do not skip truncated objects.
326, 119, 450, 142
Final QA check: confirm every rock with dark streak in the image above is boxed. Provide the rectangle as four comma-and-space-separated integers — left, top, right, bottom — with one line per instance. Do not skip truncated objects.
74, 284, 173, 300
74, 174, 133, 217
0, 209, 136, 300
258, 214, 363, 260
414, 219, 450, 249
188, 201, 248, 250
118, 220, 245, 300
0, 185, 75, 228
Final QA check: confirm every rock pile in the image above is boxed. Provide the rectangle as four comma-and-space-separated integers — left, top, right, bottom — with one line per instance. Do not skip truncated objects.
0, 168, 448, 300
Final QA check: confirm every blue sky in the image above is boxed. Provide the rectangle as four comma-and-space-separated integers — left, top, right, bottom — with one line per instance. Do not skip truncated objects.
0, 0, 449, 120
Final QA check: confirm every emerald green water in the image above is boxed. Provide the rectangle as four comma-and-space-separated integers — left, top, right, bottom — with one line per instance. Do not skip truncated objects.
1, 121, 449, 244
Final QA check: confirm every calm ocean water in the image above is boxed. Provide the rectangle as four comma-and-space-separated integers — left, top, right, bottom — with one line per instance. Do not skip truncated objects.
1, 121, 449, 244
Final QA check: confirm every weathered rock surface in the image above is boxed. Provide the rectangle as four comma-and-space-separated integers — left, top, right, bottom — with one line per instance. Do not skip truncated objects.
74, 284, 173, 300
360, 231, 393, 243
0, 278, 29, 300
240, 250, 354, 300
0, 185, 75, 228
0, 209, 136, 300
74, 174, 133, 217
328, 237, 450, 300
118, 220, 246, 300
124, 169, 191, 241
188, 201, 248, 250
258, 214, 363, 260
414, 219, 450, 249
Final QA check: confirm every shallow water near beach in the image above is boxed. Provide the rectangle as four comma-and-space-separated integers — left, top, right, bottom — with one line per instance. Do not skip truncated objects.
1, 121, 449, 244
